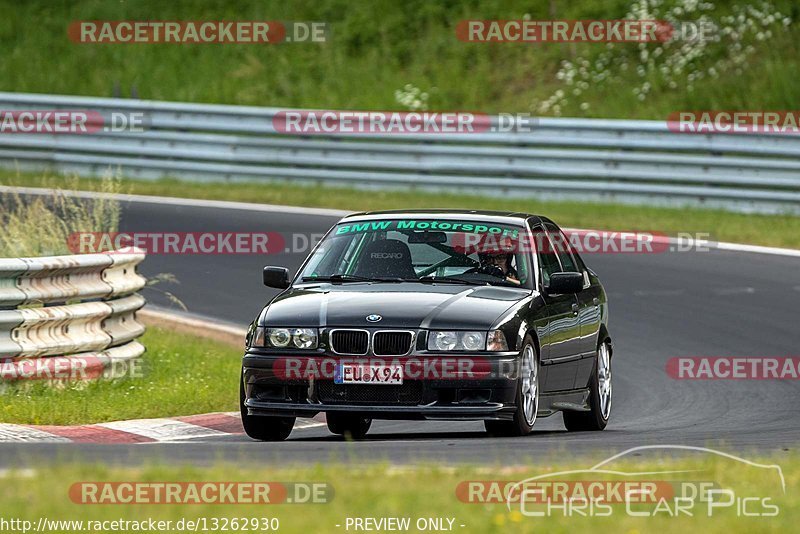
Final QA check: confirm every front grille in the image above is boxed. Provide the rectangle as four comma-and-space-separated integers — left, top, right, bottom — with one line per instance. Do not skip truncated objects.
317, 381, 423, 405
373, 331, 413, 356
330, 330, 369, 355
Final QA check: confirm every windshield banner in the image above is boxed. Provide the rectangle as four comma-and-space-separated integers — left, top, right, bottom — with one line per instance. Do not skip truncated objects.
335, 220, 520, 238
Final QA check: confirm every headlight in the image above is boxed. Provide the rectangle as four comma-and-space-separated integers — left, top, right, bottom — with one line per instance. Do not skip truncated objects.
461, 331, 486, 351
428, 331, 486, 351
268, 328, 292, 347
429, 331, 458, 351
292, 328, 317, 349
486, 330, 508, 351
250, 327, 319, 349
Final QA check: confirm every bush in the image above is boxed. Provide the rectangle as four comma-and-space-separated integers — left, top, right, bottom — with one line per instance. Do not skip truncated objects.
0, 173, 121, 257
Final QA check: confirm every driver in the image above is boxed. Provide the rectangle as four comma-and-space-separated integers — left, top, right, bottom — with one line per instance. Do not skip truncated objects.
478, 250, 520, 285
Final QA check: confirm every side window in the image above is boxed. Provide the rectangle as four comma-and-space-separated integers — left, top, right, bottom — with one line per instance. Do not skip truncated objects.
545, 223, 579, 273
531, 225, 561, 287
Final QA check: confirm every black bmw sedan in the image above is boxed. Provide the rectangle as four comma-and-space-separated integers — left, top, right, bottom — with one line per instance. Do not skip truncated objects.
241, 210, 613, 440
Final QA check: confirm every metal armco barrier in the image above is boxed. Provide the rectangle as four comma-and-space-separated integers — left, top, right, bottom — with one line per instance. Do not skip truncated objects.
0, 92, 798, 214
0, 249, 146, 378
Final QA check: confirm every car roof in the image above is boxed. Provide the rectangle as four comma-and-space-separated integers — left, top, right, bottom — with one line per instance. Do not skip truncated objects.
342, 209, 552, 226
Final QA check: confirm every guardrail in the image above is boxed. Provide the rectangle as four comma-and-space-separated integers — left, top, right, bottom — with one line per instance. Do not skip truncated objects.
0, 92, 798, 214
0, 249, 146, 380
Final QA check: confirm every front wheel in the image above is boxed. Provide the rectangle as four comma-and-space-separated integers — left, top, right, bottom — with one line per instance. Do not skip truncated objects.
485, 337, 538, 437
240, 378, 295, 441
564, 340, 612, 431
326, 413, 372, 439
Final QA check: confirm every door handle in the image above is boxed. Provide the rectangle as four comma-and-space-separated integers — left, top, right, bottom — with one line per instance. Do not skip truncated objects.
571, 303, 579, 315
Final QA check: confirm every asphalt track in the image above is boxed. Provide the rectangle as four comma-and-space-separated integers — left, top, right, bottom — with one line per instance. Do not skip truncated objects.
2, 193, 799, 466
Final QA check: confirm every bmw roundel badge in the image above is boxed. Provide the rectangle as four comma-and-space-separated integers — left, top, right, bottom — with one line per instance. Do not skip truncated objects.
366, 314, 382, 322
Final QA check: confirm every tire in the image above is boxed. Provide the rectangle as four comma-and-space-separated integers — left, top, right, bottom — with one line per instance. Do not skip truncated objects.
326, 413, 372, 439
240, 378, 295, 441
484, 336, 538, 437
564, 340, 612, 431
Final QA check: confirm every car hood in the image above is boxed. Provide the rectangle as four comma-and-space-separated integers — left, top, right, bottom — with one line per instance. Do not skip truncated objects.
259, 282, 530, 330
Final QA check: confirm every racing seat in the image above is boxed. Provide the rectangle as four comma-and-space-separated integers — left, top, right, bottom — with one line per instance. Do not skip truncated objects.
353, 239, 417, 279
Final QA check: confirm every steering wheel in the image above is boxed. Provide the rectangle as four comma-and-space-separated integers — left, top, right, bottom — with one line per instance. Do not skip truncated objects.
465, 263, 505, 278
416, 254, 480, 278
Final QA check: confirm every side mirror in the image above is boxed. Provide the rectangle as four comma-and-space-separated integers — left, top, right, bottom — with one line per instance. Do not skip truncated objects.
546, 272, 584, 294
263, 266, 290, 289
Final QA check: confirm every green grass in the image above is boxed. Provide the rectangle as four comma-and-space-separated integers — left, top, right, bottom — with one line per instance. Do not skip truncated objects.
0, 326, 241, 425
5, 171, 800, 249
0, 0, 797, 118
0, 453, 796, 533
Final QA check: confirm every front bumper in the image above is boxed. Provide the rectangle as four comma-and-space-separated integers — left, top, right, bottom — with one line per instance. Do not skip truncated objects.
242, 352, 520, 421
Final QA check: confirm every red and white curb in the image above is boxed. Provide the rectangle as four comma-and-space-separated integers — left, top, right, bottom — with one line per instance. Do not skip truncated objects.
0, 412, 325, 443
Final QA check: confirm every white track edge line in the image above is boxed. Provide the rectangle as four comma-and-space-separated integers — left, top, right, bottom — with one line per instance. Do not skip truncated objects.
0, 185, 351, 217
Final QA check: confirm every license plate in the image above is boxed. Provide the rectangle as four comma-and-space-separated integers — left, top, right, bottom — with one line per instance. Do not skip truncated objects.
335, 363, 403, 385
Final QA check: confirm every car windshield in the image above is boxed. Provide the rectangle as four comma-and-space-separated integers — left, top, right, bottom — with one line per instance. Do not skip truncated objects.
298, 218, 533, 289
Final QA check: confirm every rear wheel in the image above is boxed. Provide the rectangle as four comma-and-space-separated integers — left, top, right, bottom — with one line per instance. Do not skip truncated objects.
485, 338, 538, 437
564, 340, 611, 431
326, 413, 372, 439
240, 378, 295, 441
